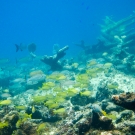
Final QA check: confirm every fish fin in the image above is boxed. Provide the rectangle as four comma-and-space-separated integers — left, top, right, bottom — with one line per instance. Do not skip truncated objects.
15, 44, 20, 52
101, 110, 107, 116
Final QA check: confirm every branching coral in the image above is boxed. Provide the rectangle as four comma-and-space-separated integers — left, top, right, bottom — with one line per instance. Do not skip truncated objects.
41, 45, 69, 71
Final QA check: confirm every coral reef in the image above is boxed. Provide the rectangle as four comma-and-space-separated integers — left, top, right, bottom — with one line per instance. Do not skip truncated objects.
112, 92, 135, 111
91, 111, 114, 130
76, 13, 135, 75
1, 13, 135, 135
41, 45, 69, 71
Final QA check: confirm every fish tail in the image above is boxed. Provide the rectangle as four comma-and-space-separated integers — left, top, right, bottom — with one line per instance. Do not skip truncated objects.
15, 44, 20, 52
101, 110, 107, 116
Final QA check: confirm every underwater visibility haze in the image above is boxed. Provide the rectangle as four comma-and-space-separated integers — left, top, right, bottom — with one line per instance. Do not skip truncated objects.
0, 0, 135, 134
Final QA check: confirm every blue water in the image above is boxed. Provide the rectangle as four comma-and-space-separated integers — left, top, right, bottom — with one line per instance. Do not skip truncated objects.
0, 0, 135, 61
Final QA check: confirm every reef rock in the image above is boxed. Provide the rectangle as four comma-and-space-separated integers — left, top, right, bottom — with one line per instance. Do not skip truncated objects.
41, 45, 69, 71
91, 111, 114, 130
112, 92, 135, 111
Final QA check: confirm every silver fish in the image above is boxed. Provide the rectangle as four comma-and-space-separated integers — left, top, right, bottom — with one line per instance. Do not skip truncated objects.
15, 43, 27, 52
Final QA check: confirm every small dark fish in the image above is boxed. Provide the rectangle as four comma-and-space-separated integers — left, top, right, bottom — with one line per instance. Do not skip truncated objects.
15, 43, 27, 52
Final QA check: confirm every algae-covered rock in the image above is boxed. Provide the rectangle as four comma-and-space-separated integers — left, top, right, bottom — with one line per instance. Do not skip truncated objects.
116, 110, 133, 123
0, 111, 19, 135
91, 111, 114, 130
112, 92, 135, 111
76, 118, 92, 135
